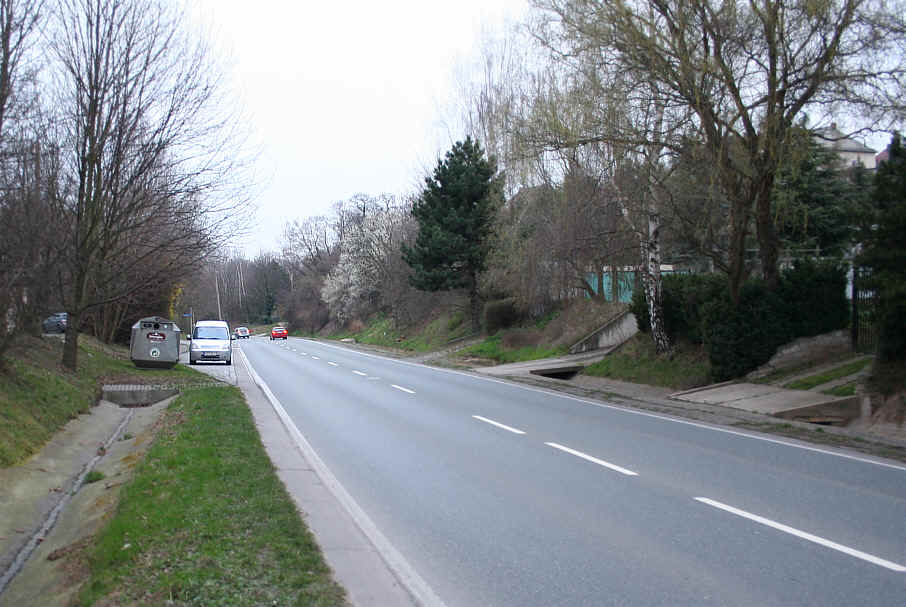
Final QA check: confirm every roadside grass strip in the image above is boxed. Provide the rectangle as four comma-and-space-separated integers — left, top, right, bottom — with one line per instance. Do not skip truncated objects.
582, 335, 710, 390
78, 386, 347, 606
822, 381, 858, 397
461, 335, 567, 364
784, 358, 872, 391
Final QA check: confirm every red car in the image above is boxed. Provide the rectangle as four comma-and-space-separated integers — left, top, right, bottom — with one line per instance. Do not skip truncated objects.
270, 326, 288, 340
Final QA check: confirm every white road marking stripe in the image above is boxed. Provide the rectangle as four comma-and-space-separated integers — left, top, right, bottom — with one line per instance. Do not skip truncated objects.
311, 356, 320, 360
695, 497, 906, 572
238, 349, 447, 606
353, 370, 368, 376
472, 415, 526, 435
545, 442, 638, 476
296, 338, 906, 472
328, 361, 338, 366
392, 384, 415, 394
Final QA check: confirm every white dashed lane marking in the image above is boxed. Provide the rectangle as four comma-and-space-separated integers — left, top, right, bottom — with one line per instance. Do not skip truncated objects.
545, 442, 638, 476
472, 415, 526, 435
695, 497, 906, 572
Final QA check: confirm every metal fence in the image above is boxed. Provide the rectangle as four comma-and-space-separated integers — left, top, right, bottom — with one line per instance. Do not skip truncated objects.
851, 267, 878, 353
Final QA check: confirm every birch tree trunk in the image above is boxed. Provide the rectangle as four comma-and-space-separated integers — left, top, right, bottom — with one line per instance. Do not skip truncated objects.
641, 208, 671, 355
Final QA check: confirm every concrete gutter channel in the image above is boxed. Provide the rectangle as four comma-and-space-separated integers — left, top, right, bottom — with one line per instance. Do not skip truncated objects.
0, 361, 419, 606
1, 339, 900, 605
0, 389, 177, 605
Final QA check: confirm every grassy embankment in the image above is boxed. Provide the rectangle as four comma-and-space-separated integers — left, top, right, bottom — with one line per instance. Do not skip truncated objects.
459, 334, 568, 364
0, 336, 200, 467
0, 336, 346, 606
784, 357, 872, 393
582, 334, 712, 390
331, 311, 472, 352
78, 385, 346, 606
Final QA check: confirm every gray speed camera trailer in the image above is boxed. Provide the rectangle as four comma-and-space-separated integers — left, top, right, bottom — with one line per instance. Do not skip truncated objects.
130, 316, 181, 368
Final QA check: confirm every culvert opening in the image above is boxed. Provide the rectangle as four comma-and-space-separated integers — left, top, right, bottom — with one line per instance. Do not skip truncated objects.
102, 384, 180, 408
529, 366, 582, 381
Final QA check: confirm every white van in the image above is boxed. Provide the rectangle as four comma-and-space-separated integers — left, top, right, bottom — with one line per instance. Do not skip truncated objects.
189, 320, 232, 365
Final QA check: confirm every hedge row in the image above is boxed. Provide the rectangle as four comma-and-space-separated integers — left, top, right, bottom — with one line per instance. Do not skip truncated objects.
632, 262, 849, 381
484, 298, 521, 335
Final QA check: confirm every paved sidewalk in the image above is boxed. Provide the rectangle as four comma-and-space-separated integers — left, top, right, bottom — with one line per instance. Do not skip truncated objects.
470, 347, 617, 377
671, 382, 860, 422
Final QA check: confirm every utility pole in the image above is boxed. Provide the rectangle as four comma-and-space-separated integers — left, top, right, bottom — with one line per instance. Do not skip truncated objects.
215, 271, 223, 320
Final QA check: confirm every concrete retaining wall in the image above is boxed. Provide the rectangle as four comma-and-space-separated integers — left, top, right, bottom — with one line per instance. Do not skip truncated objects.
747, 329, 851, 380
569, 312, 638, 355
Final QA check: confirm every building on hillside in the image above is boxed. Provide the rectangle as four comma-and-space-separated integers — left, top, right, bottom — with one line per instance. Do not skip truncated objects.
812, 123, 878, 169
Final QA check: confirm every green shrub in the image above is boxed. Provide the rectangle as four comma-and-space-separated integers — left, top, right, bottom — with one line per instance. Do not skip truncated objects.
777, 260, 848, 338
702, 280, 790, 381
85, 470, 105, 484
484, 298, 520, 334
631, 265, 850, 381
632, 273, 726, 343
630, 286, 649, 333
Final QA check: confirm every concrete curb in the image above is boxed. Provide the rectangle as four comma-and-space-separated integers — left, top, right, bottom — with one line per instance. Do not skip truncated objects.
236, 348, 436, 607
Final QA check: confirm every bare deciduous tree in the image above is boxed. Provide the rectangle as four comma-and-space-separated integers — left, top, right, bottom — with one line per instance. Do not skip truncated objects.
49, 0, 252, 369
0, 0, 50, 362
532, 0, 906, 300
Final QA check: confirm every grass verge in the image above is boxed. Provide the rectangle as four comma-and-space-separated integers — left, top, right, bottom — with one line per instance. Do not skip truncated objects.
0, 336, 201, 467
783, 357, 872, 391
78, 385, 346, 606
331, 313, 471, 352
583, 335, 711, 390
459, 334, 567, 364
822, 382, 858, 397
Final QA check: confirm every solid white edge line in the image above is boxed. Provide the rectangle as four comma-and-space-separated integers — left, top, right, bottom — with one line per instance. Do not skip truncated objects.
298, 339, 906, 473
392, 384, 415, 394
695, 497, 906, 572
545, 442, 638, 476
472, 415, 526, 435
238, 347, 446, 606
328, 361, 338, 366
353, 370, 368, 376
311, 356, 320, 360
298, 339, 906, 472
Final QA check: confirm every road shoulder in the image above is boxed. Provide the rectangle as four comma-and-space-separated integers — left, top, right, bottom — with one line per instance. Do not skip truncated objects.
234, 347, 419, 607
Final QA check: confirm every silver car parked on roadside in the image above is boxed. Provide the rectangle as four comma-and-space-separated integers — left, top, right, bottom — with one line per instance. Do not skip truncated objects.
189, 320, 233, 365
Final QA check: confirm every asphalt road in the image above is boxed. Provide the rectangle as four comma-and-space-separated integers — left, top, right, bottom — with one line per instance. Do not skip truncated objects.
236, 336, 906, 607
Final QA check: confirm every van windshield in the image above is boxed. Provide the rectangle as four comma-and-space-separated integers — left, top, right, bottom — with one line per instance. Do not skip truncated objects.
193, 326, 229, 340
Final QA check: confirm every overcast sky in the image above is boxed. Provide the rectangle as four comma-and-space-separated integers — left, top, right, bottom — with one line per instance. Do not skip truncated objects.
190, 0, 528, 257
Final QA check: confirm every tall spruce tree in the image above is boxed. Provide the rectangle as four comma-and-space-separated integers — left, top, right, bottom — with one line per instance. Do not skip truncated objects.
860, 134, 906, 363
402, 138, 500, 333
